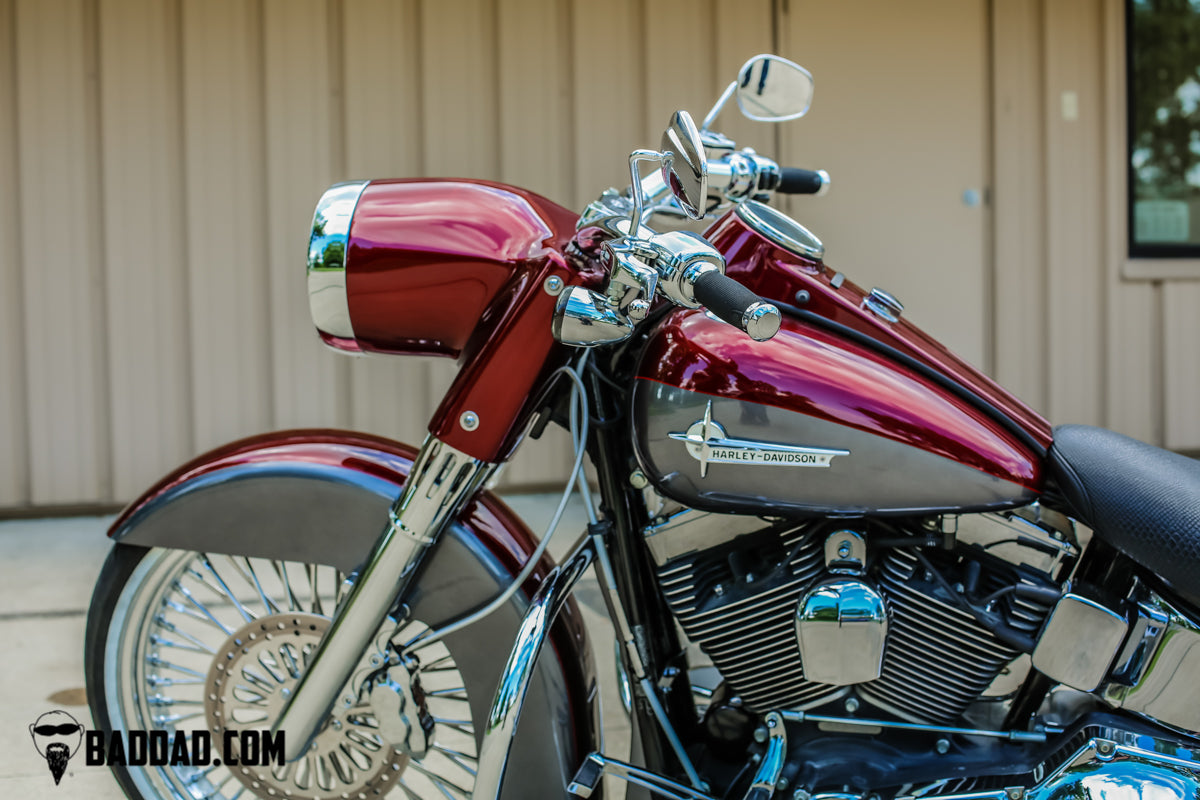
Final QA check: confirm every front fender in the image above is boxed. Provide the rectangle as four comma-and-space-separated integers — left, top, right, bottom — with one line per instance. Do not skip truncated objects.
108, 428, 599, 797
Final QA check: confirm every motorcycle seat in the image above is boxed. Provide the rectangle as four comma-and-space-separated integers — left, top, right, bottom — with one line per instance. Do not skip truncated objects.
1047, 424, 1200, 605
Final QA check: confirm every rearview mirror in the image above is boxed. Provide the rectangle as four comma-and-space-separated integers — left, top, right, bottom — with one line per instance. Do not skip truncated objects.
735, 54, 814, 122
659, 110, 708, 220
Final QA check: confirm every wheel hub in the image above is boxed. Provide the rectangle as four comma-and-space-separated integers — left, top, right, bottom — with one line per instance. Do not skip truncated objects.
205, 613, 407, 800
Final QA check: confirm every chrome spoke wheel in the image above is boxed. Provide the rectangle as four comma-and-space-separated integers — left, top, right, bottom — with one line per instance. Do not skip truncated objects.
101, 548, 478, 800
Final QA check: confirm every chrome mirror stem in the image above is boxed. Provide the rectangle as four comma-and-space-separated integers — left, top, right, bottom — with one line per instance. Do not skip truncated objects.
700, 81, 737, 132
628, 148, 665, 237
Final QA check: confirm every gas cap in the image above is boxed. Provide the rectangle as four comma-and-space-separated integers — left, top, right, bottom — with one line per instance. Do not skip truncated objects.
863, 287, 904, 323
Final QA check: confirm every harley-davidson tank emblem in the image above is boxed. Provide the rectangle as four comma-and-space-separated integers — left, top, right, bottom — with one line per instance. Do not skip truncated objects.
668, 400, 850, 478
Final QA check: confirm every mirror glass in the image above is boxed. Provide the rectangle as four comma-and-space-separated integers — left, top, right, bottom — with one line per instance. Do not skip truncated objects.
659, 110, 708, 220
735, 54, 814, 122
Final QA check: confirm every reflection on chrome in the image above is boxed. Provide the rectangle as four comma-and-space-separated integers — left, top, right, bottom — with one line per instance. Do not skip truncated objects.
308, 180, 367, 341
474, 545, 594, 800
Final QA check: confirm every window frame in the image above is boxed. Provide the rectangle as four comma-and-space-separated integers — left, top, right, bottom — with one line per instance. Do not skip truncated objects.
1121, 0, 1200, 278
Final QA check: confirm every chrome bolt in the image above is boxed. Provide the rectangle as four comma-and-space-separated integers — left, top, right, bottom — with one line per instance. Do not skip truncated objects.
792, 790, 811, 800
838, 541, 852, 558
714, 584, 725, 596
935, 738, 950, 754
1006, 788, 1024, 800
626, 298, 651, 321
753, 725, 769, 743
629, 470, 649, 489
1096, 740, 1115, 758
843, 696, 860, 713
459, 410, 479, 431
729, 696, 743, 708
543, 275, 564, 295
776, 777, 789, 791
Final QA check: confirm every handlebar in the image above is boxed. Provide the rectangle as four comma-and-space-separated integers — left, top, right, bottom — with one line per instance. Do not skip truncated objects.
691, 269, 782, 342
777, 167, 830, 196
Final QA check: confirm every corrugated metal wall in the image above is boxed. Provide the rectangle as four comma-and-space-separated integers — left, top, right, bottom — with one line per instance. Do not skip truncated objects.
0, 0, 775, 510
0, 0, 1195, 512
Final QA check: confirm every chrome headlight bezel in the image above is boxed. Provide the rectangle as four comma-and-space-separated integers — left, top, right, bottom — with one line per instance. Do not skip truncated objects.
307, 181, 369, 346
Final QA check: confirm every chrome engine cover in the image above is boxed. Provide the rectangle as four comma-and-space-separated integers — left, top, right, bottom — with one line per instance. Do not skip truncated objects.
795, 578, 888, 685
651, 509, 1065, 721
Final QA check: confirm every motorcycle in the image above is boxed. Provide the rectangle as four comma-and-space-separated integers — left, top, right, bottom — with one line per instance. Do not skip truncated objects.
85, 54, 1200, 800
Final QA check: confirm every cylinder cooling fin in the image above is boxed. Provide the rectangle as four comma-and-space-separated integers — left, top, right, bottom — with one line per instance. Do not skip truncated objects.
654, 518, 1059, 724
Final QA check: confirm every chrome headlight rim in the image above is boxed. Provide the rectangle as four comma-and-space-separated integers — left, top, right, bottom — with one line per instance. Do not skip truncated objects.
308, 180, 369, 344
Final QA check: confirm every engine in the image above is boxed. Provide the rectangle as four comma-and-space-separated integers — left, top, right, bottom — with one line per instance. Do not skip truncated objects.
648, 505, 1078, 724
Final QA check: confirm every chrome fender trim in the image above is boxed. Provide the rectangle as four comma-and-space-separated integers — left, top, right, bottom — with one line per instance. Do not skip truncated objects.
107, 429, 600, 798
476, 544, 594, 800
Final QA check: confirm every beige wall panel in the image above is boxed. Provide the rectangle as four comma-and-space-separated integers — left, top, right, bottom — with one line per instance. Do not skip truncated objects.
264, 0, 350, 429
643, 0, 717, 147
0, 0, 28, 506
496, 0, 576, 486
419, 0, 498, 443
779, 0, 991, 368
1100, 0, 1159, 443
712, 0, 776, 156
1163, 283, 1200, 450
181, 0, 272, 453
1043, 0, 1104, 426
498, 0, 574, 205
98, 0, 192, 498
991, 0, 1048, 412
16, 0, 110, 504
570, 0, 644, 211
342, 0, 431, 446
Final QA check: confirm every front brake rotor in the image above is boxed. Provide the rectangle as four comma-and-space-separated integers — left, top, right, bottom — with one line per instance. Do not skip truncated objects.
205, 613, 407, 799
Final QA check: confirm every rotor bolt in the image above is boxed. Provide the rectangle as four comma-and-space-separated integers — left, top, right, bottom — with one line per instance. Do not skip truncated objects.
753, 725, 769, 743
844, 696, 860, 713
935, 738, 950, 754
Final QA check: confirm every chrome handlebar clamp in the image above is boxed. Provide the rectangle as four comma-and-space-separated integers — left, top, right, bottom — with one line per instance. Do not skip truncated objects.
556, 133, 779, 347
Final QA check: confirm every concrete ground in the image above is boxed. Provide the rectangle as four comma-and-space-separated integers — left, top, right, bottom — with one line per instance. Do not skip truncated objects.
0, 493, 630, 799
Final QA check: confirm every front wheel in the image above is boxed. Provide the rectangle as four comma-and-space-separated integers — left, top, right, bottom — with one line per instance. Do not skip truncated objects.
86, 544, 482, 800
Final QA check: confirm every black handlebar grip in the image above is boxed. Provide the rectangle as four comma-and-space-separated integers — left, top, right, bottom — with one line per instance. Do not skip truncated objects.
691, 269, 782, 341
777, 167, 829, 195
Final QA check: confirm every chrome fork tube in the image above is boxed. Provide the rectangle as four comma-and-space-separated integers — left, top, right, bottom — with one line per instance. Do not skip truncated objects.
273, 435, 495, 761
473, 543, 594, 800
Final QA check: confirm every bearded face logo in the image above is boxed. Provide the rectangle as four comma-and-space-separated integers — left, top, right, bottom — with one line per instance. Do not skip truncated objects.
29, 710, 84, 785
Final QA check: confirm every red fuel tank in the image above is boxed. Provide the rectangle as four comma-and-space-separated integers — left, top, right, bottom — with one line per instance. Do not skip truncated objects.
631, 203, 1049, 517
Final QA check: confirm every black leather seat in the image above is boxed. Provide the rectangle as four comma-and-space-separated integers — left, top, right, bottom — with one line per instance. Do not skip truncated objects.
1047, 424, 1200, 605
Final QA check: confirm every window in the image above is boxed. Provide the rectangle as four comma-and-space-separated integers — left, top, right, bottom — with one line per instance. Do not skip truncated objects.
1127, 0, 1200, 257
